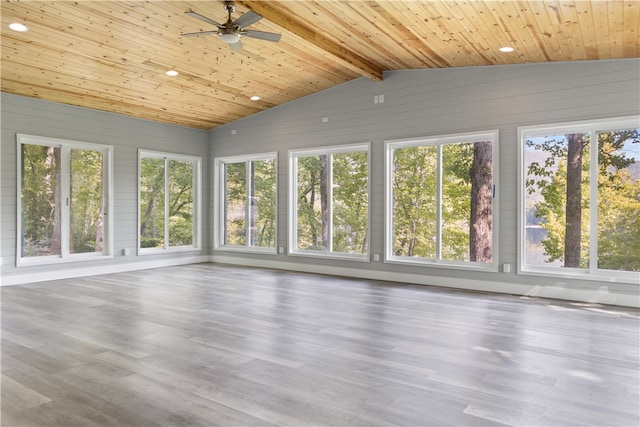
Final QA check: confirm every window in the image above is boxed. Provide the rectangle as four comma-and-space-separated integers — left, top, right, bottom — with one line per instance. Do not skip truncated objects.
385, 131, 498, 270
214, 153, 277, 252
289, 143, 369, 260
520, 116, 639, 283
17, 134, 113, 265
138, 150, 201, 253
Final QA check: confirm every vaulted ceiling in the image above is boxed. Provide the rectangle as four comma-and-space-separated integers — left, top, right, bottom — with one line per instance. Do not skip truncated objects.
2, 1, 639, 129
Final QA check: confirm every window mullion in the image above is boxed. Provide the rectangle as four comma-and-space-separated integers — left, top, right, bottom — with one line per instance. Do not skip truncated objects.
327, 153, 333, 254
60, 147, 71, 258
291, 156, 298, 252
435, 144, 442, 262
164, 158, 170, 249
221, 162, 228, 246
589, 131, 599, 274
246, 160, 253, 247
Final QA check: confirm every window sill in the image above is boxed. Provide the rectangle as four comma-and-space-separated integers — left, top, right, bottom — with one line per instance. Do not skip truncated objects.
385, 256, 499, 272
17, 253, 114, 267
288, 250, 369, 262
214, 245, 277, 255
518, 267, 640, 285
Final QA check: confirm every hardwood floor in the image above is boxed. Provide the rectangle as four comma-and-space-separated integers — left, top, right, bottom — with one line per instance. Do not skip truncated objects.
2, 263, 639, 427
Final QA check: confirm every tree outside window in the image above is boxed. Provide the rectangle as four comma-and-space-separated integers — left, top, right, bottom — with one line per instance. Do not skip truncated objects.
138, 151, 200, 253
386, 131, 497, 269
290, 144, 369, 259
18, 134, 112, 265
216, 154, 277, 251
521, 117, 639, 282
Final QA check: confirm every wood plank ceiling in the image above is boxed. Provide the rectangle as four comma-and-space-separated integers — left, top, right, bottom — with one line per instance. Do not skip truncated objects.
2, 1, 639, 129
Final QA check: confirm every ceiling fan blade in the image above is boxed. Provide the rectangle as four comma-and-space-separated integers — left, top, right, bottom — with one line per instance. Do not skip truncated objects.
185, 10, 224, 28
181, 30, 219, 37
228, 40, 243, 51
243, 30, 281, 42
233, 10, 262, 29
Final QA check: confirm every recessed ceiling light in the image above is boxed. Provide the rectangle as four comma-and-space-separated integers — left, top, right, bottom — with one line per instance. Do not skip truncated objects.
250, 96, 261, 101
9, 22, 28, 32
166, 70, 179, 77
499, 46, 515, 53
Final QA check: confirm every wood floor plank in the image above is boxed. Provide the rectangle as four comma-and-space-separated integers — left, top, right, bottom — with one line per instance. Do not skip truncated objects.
2, 263, 639, 426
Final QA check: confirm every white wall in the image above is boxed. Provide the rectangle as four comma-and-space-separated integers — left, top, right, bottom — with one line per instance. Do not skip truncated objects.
0, 94, 210, 284
209, 59, 640, 307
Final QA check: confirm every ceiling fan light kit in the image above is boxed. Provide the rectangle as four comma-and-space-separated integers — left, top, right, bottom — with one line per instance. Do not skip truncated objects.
182, 1, 281, 50
220, 32, 240, 44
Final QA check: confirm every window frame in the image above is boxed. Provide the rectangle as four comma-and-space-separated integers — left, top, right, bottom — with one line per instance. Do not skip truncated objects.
16, 134, 114, 267
518, 116, 640, 284
385, 130, 499, 271
137, 149, 202, 255
213, 152, 278, 254
288, 143, 371, 261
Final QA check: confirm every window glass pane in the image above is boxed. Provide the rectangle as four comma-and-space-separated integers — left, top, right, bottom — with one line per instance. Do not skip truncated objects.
596, 129, 640, 272
296, 155, 327, 251
224, 162, 247, 246
21, 144, 62, 257
441, 141, 493, 263
524, 133, 590, 268
332, 151, 368, 254
250, 159, 277, 248
70, 149, 104, 254
168, 160, 194, 246
140, 157, 165, 249
391, 146, 437, 258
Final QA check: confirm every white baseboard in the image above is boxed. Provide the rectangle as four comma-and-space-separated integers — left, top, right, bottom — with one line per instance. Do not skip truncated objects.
1, 256, 210, 286
210, 255, 640, 308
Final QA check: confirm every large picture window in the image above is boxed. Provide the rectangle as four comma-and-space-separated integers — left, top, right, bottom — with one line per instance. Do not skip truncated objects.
138, 150, 201, 253
385, 131, 498, 270
214, 153, 277, 252
289, 144, 369, 260
17, 134, 113, 265
520, 117, 639, 283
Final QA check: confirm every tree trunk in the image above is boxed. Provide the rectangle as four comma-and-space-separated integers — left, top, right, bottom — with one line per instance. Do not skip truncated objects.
140, 194, 157, 237
564, 133, 583, 268
319, 155, 329, 250
140, 172, 164, 237
469, 141, 493, 263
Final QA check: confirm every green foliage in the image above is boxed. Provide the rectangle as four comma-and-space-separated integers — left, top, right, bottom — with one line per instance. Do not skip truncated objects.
391, 141, 490, 262
168, 160, 193, 246
70, 149, 104, 254
296, 151, 368, 254
252, 159, 277, 247
21, 145, 105, 257
442, 143, 473, 261
223, 159, 276, 248
525, 129, 640, 271
139, 157, 194, 248
332, 151, 368, 254
392, 146, 437, 257
297, 155, 324, 250
21, 144, 60, 256
224, 162, 247, 245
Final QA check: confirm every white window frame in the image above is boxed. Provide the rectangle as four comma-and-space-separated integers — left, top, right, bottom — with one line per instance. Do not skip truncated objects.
16, 134, 114, 267
214, 152, 278, 254
138, 149, 202, 255
288, 143, 371, 261
518, 116, 640, 284
385, 130, 499, 271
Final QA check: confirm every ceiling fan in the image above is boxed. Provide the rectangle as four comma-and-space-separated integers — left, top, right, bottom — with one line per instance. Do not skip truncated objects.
182, 1, 281, 50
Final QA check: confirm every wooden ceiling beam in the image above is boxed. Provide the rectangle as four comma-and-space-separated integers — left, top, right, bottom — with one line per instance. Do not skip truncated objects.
237, 1, 384, 82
